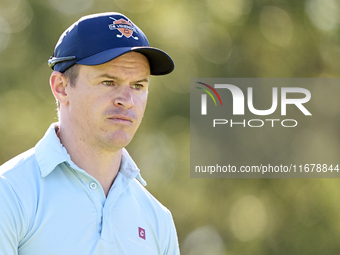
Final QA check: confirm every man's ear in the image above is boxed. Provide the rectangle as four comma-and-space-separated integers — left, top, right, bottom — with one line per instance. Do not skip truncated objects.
50, 71, 70, 106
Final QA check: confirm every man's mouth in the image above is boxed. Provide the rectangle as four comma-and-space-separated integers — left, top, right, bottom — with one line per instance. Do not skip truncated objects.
107, 115, 133, 123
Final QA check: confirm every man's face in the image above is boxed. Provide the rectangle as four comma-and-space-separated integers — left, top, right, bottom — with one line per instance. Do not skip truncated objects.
64, 52, 150, 152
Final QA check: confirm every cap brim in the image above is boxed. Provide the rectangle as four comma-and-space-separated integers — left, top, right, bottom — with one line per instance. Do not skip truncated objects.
76, 46, 174, 75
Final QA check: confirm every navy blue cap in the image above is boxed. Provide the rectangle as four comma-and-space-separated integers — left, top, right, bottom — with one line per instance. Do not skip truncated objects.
48, 12, 174, 75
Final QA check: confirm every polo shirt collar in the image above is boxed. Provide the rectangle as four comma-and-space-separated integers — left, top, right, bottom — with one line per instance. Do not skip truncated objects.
35, 123, 147, 186
35, 123, 68, 178
120, 148, 147, 186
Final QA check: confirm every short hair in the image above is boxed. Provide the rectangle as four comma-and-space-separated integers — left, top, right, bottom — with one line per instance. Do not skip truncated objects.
63, 64, 80, 87
56, 64, 80, 109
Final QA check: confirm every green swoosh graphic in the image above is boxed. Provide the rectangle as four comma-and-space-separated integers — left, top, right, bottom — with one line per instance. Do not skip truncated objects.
196, 87, 217, 106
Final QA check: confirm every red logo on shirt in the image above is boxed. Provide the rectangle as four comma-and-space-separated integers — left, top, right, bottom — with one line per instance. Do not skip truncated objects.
138, 227, 146, 240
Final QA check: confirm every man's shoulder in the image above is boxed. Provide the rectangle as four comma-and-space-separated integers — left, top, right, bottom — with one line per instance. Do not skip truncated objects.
0, 147, 38, 178
128, 178, 179, 252
0, 147, 41, 218
129, 178, 173, 218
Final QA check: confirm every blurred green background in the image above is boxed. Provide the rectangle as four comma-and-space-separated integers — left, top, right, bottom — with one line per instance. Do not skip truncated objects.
1, 0, 340, 254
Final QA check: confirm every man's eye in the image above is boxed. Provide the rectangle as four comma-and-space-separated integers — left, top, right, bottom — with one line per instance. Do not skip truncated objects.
102, 81, 114, 86
132, 84, 143, 90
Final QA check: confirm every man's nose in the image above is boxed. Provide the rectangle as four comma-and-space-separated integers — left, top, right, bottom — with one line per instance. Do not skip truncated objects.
113, 85, 134, 109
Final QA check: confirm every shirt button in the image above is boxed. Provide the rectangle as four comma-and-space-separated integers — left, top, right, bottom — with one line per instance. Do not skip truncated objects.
89, 182, 97, 190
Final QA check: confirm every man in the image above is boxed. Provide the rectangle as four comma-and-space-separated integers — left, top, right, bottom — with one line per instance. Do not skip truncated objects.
0, 12, 180, 255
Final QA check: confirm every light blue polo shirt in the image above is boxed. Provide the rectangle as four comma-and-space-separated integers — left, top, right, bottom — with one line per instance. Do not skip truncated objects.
0, 123, 180, 255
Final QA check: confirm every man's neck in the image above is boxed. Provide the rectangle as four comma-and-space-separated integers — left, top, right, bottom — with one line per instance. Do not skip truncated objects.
56, 124, 121, 197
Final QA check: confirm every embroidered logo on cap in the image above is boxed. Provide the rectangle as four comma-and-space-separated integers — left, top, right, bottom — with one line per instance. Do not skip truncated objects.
138, 227, 146, 240
108, 17, 139, 40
